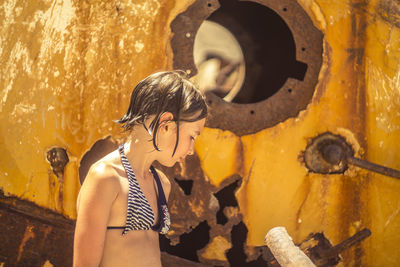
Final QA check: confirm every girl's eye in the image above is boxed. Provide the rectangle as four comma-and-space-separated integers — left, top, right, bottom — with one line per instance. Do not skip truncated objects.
190, 136, 195, 141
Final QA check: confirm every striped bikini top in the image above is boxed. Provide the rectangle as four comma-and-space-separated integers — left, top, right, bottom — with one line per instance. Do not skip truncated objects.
107, 144, 170, 235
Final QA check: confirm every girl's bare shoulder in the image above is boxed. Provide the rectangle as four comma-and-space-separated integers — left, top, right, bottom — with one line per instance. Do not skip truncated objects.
76, 150, 125, 213
82, 150, 124, 190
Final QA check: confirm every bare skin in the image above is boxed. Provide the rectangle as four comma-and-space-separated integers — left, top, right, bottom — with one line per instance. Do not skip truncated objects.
73, 112, 206, 267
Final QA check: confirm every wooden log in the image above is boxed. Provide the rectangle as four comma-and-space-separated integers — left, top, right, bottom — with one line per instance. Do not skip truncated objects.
265, 227, 316, 267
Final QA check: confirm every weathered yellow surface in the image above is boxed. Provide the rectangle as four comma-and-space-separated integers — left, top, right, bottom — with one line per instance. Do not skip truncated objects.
0, 0, 191, 218
195, 128, 243, 187
1, 0, 400, 266
196, 0, 400, 265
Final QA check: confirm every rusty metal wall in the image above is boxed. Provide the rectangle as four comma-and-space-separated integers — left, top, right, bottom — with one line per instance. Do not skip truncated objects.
1, 0, 400, 266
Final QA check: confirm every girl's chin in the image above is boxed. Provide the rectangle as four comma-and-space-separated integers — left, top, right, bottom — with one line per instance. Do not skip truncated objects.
160, 157, 183, 167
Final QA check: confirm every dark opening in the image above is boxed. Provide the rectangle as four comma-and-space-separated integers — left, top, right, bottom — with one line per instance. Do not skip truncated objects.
174, 178, 194, 195
226, 222, 269, 266
46, 147, 69, 179
207, 0, 308, 104
160, 221, 211, 262
214, 179, 241, 225
78, 137, 118, 184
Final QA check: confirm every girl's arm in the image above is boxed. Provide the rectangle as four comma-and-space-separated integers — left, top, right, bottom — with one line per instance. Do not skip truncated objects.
73, 163, 119, 267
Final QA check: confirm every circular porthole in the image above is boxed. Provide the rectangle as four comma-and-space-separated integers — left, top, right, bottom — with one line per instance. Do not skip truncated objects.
170, 0, 323, 135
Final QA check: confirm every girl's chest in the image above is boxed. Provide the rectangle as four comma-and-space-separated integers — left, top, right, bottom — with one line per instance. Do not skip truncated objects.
115, 177, 159, 221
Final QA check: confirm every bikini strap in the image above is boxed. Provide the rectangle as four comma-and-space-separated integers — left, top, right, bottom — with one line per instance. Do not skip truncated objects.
118, 144, 129, 172
150, 166, 167, 205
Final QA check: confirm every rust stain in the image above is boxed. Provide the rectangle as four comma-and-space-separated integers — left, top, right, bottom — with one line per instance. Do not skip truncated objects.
39, 225, 53, 249
236, 136, 245, 179
17, 225, 35, 262
335, 1, 369, 265
376, 0, 400, 28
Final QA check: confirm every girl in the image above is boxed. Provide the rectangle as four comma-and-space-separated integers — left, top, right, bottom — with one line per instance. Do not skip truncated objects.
73, 71, 208, 267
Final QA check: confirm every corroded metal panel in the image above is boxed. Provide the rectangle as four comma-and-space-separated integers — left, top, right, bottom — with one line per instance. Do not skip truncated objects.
0, 190, 74, 266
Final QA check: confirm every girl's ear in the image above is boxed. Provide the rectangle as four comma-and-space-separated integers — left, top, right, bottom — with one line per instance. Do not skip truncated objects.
159, 112, 174, 131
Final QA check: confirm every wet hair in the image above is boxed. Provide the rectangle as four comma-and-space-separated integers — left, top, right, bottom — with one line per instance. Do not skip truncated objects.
115, 70, 208, 156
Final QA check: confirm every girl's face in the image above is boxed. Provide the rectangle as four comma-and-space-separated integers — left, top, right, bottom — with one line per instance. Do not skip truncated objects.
157, 117, 206, 167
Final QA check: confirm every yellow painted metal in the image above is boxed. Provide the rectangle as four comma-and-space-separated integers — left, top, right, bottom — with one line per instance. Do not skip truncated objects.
196, 129, 243, 187
0, 0, 191, 218
1, 0, 400, 266
195, 0, 400, 265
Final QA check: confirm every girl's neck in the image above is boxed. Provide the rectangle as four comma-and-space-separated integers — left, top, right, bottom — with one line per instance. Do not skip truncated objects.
123, 131, 156, 180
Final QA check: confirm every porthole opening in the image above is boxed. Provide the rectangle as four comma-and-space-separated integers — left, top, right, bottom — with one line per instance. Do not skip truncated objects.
170, 0, 323, 135
194, 0, 308, 104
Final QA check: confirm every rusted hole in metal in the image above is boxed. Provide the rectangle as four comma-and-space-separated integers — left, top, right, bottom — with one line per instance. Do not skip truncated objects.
79, 136, 118, 184
160, 221, 210, 262
283, 7, 287, 12
250, 110, 255, 114
303, 132, 354, 175
171, 0, 323, 135
208, 3, 212, 7
226, 222, 268, 266
214, 179, 240, 225
174, 178, 194, 195
203, 0, 307, 104
302, 47, 306, 51
288, 88, 292, 93
46, 147, 69, 180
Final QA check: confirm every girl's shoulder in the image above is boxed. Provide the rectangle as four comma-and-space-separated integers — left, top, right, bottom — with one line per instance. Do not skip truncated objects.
76, 150, 124, 212
83, 150, 124, 188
